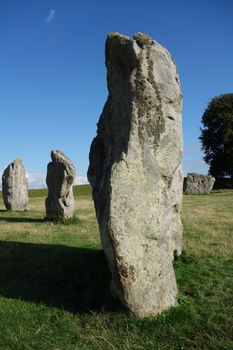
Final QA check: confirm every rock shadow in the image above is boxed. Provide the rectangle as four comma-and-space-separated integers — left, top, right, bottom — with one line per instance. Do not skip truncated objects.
0, 241, 121, 314
0, 217, 45, 223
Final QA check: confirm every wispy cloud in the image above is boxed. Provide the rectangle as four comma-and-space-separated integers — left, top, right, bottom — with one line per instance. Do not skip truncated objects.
74, 176, 89, 186
184, 144, 202, 154
26, 173, 89, 189
0, 172, 89, 189
26, 172, 46, 189
45, 9, 55, 24
183, 144, 208, 175
183, 160, 209, 176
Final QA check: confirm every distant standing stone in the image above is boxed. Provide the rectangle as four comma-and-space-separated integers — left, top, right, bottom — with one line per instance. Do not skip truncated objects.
184, 173, 215, 194
45, 150, 76, 220
2, 158, 28, 211
88, 32, 183, 317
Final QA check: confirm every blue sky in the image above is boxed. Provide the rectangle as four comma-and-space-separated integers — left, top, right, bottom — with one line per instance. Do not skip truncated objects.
0, 0, 232, 187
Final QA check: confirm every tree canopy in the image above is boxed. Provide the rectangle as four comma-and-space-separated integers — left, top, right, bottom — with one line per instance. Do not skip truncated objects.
200, 93, 233, 178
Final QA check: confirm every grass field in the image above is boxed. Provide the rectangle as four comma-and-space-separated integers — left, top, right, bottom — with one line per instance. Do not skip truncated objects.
0, 185, 232, 350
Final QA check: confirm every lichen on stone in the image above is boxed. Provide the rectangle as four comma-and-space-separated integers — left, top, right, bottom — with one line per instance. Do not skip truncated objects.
133, 32, 154, 48
134, 42, 165, 149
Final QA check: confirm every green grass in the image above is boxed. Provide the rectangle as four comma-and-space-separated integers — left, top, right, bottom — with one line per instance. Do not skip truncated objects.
0, 186, 232, 349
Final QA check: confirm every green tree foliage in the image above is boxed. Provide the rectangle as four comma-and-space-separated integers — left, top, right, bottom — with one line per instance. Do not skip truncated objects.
200, 93, 233, 178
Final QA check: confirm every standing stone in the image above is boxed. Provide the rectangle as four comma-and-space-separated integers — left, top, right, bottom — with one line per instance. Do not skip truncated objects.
45, 150, 76, 220
2, 158, 28, 211
88, 32, 183, 317
184, 173, 215, 194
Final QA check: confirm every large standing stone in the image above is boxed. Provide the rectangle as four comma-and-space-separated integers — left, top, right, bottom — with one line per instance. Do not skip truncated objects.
88, 32, 183, 317
45, 150, 76, 220
2, 158, 28, 211
184, 173, 215, 194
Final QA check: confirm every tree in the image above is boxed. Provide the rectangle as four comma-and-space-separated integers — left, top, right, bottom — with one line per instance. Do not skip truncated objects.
200, 93, 233, 178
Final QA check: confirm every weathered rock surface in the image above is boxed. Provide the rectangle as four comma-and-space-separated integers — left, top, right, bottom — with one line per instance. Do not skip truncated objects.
2, 158, 28, 211
88, 32, 183, 317
45, 150, 76, 220
184, 173, 215, 194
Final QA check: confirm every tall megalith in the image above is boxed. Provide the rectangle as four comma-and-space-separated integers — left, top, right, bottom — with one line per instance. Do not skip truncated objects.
2, 158, 28, 211
45, 150, 76, 220
88, 33, 183, 317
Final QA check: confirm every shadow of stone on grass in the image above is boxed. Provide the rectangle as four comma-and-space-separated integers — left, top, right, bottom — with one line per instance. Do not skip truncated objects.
0, 217, 45, 223
0, 241, 122, 314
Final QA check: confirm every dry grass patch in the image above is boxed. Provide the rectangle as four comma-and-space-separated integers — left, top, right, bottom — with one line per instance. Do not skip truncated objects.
182, 190, 233, 257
